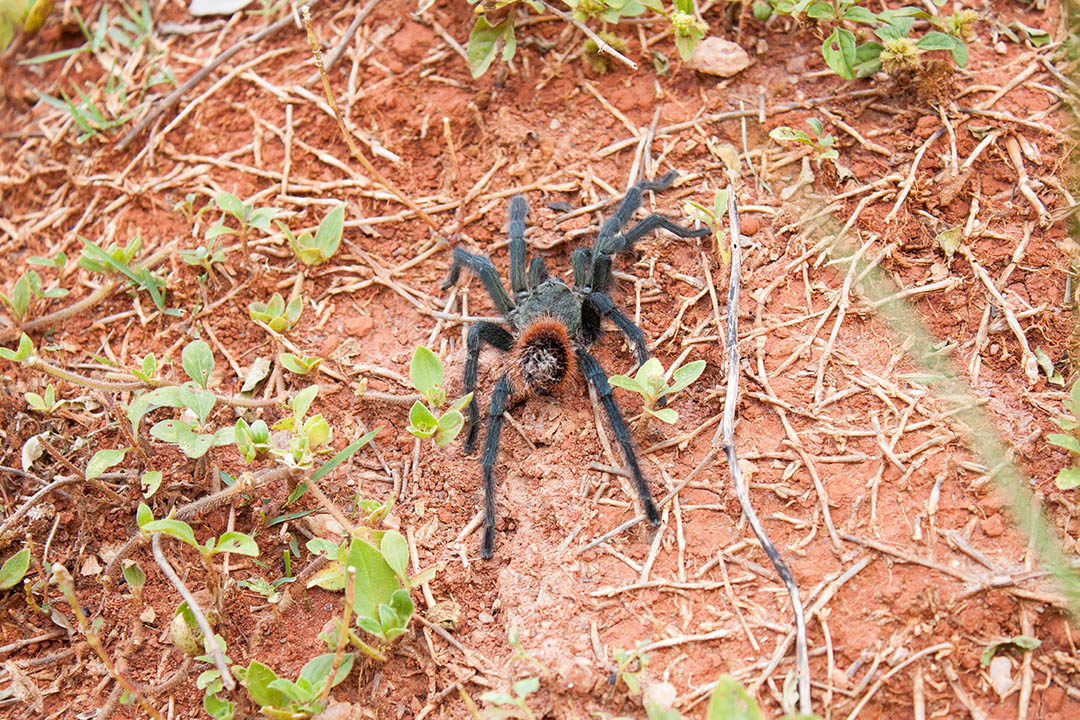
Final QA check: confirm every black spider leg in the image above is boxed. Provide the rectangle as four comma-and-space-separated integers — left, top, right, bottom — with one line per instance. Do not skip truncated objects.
480, 374, 512, 558
591, 169, 680, 258
577, 349, 660, 527
582, 292, 648, 366
570, 248, 591, 288
462, 322, 514, 453
507, 195, 528, 297
442, 248, 515, 318
592, 216, 711, 292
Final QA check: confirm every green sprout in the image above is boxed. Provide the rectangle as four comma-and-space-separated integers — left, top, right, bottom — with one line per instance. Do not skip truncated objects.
769, 119, 839, 168
278, 204, 345, 266
1048, 379, 1080, 490
0, 269, 68, 325
479, 677, 541, 720
25, 383, 65, 413
78, 234, 171, 313
249, 292, 303, 333
609, 358, 706, 424
234, 653, 354, 719
211, 191, 280, 262
405, 346, 472, 447
180, 236, 229, 277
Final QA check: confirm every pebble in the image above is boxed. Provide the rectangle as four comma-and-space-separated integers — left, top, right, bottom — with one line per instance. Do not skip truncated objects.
741, 215, 761, 236
344, 315, 374, 337
478, 612, 495, 624
687, 37, 751, 78
994, 41, 1008, 55
981, 513, 1005, 538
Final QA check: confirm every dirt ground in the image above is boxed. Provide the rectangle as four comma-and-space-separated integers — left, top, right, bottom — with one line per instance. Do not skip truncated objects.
1, 0, 1079, 718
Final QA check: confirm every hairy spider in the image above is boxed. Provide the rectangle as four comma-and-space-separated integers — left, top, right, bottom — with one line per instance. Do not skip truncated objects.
442, 170, 709, 558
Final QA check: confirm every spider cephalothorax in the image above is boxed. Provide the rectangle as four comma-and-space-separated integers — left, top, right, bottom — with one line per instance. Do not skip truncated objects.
442, 170, 709, 558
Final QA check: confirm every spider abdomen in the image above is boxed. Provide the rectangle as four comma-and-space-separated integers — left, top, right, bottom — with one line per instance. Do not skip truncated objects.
511, 318, 577, 396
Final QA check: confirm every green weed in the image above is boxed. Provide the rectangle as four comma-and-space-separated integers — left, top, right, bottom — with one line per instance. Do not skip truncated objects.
1048, 379, 1080, 489
406, 346, 472, 447
609, 357, 706, 424
249, 292, 303, 334
278, 204, 346, 266
212, 192, 280, 262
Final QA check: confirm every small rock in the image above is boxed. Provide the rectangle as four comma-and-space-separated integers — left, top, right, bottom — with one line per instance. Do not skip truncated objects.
345, 315, 374, 337
994, 41, 1008, 55
687, 37, 751, 78
80, 555, 102, 576
139, 606, 156, 624
981, 513, 1005, 538
305, 513, 346, 540
988, 655, 1013, 697
478, 612, 495, 624
741, 215, 761, 236
320, 333, 341, 357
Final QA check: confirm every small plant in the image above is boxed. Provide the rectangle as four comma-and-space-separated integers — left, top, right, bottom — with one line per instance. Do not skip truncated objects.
611, 644, 649, 695
479, 676, 541, 719
180, 236, 229, 277
173, 192, 207, 224
0, 269, 68, 325
1048, 379, 1080, 489
269, 386, 333, 469
235, 653, 354, 719
609, 357, 706, 424
78, 234, 171, 314
462, 0, 707, 78
249, 292, 303, 333
24, 383, 65, 413
234, 418, 271, 463
139, 340, 235, 459
769, 119, 839, 168
278, 204, 345, 266
211, 191, 280, 261
684, 188, 732, 265
310, 529, 433, 657
405, 346, 472, 447
280, 352, 322, 376
764, 0, 970, 81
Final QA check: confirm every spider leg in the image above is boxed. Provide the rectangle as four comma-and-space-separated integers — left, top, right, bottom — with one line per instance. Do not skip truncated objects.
508, 195, 528, 297
577, 349, 661, 527
528, 256, 548, 289
582, 292, 648, 365
594, 170, 681, 248
442, 247, 515, 318
570, 248, 591, 288
480, 374, 513, 558
463, 321, 514, 453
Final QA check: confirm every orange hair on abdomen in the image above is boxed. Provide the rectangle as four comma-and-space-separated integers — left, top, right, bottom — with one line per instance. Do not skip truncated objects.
509, 317, 577, 396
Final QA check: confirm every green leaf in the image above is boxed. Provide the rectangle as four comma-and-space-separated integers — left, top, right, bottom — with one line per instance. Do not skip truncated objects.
244, 660, 285, 709
822, 27, 857, 80
181, 340, 215, 388
706, 674, 764, 720
843, 5, 877, 23
1056, 467, 1080, 490
0, 548, 31, 590
241, 357, 272, 393
311, 204, 345, 263
769, 126, 814, 145
25, 392, 46, 411
86, 448, 129, 480
299, 652, 354, 694
980, 635, 1041, 665
513, 676, 540, 697
409, 346, 444, 399
434, 410, 465, 446
292, 385, 319, 423
1047, 433, 1080, 455
213, 532, 259, 557
280, 352, 321, 375
1009, 20, 1050, 48
215, 192, 244, 219
0, 333, 33, 362
408, 400, 439, 437
806, 1, 834, 19
143, 518, 198, 549
446, 392, 474, 415
141, 470, 163, 498
646, 407, 680, 424
468, 16, 504, 78
346, 538, 400, 625
122, 561, 145, 591
136, 502, 153, 528
311, 427, 379, 483
667, 360, 706, 395
381, 530, 409, 579
608, 374, 643, 394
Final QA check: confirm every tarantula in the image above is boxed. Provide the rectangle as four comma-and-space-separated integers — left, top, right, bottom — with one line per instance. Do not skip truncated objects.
442, 170, 709, 558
